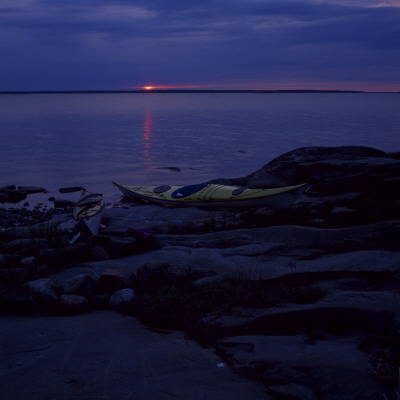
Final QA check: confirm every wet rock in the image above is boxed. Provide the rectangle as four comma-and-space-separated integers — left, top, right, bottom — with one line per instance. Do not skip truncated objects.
156, 166, 182, 172
17, 186, 47, 194
330, 206, 356, 215
0, 189, 27, 203
0, 184, 16, 191
19, 256, 38, 268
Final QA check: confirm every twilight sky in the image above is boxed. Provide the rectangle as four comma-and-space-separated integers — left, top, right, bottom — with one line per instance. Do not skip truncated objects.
1, 0, 400, 91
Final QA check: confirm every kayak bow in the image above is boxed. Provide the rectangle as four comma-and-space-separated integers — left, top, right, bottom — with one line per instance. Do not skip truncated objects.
72, 189, 105, 234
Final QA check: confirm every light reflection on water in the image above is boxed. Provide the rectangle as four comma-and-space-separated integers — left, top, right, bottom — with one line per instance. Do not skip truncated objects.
0, 93, 399, 203
142, 112, 153, 170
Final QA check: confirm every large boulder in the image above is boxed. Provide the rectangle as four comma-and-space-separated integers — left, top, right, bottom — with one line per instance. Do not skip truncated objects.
238, 146, 399, 196
226, 146, 400, 226
110, 288, 137, 312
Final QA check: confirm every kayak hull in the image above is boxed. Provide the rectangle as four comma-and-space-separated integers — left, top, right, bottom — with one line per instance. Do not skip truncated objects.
113, 181, 306, 209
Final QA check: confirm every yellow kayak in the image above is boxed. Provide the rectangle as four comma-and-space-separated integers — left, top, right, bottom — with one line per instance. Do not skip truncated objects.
72, 189, 105, 234
112, 181, 306, 208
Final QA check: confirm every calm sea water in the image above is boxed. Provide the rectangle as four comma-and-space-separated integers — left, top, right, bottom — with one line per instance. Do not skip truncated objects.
0, 93, 399, 204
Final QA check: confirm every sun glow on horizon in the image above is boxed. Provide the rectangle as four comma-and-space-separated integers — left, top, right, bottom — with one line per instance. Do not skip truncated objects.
130, 81, 400, 92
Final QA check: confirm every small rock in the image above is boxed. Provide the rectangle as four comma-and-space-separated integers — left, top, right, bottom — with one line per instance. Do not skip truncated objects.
20, 256, 38, 268
156, 166, 182, 172
24, 278, 58, 303
17, 186, 46, 194
330, 206, 356, 215
110, 288, 136, 311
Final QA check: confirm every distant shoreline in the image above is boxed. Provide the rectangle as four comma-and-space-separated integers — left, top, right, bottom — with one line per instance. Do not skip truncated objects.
2, 89, 398, 95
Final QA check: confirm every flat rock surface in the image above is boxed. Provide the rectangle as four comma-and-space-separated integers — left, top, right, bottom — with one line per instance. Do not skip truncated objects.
81, 214, 400, 281
217, 335, 384, 400
0, 311, 271, 400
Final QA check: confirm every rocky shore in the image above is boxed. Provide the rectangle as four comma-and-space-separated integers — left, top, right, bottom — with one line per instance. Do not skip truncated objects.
1, 146, 400, 400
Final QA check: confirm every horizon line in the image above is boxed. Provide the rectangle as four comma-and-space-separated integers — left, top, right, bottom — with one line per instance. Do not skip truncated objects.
2, 89, 400, 94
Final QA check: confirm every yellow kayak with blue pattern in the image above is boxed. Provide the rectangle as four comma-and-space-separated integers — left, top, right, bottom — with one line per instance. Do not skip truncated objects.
112, 181, 306, 208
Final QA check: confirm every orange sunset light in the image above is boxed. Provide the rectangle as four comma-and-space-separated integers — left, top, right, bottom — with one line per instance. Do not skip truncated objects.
132, 81, 400, 92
